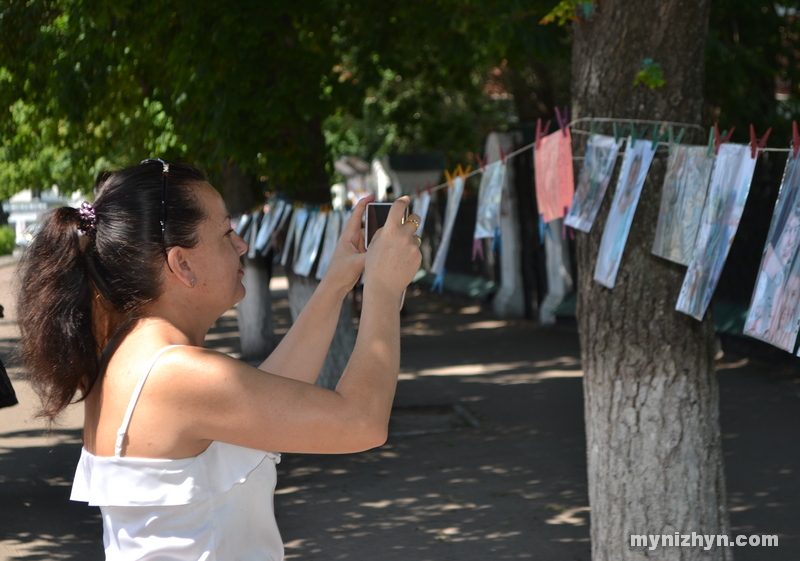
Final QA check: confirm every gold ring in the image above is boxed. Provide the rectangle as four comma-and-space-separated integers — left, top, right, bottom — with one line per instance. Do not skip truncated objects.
413, 235, 422, 245
408, 218, 420, 230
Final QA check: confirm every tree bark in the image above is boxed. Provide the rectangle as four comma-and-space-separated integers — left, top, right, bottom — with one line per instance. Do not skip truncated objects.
219, 163, 276, 362
571, 2, 731, 560
286, 271, 357, 390
219, 161, 258, 217
239, 250, 275, 362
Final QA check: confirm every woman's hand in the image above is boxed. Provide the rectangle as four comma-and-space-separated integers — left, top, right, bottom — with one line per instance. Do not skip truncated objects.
363, 197, 422, 297
321, 196, 373, 295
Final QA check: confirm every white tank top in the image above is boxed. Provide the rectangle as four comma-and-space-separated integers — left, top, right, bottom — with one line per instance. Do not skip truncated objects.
71, 345, 284, 560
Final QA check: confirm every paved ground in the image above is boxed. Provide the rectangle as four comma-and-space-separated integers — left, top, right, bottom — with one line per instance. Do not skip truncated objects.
0, 257, 798, 560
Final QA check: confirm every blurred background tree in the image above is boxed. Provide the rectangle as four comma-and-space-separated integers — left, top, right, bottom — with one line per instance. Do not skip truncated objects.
0, 0, 568, 208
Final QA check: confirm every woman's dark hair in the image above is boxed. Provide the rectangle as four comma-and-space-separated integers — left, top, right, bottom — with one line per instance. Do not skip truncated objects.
16, 161, 207, 422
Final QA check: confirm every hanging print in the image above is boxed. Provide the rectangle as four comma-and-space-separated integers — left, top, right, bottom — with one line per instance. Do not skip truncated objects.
565, 134, 624, 232
430, 173, 466, 277
651, 145, 714, 265
744, 153, 800, 350
294, 210, 327, 277
676, 143, 757, 320
534, 129, 575, 223
316, 210, 342, 280
280, 206, 308, 268
474, 160, 506, 239
254, 199, 287, 254
413, 189, 432, 233
593, 137, 657, 288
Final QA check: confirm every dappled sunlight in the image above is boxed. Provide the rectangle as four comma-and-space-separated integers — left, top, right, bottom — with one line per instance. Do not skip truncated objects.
458, 306, 482, 315
400, 323, 446, 337
455, 320, 510, 331
399, 357, 583, 385
717, 357, 750, 371
545, 506, 590, 526
276, 427, 591, 560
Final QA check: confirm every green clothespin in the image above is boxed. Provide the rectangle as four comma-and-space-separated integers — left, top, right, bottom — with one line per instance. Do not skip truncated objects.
707, 126, 715, 157
631, 124, 648, 144
651, 123, 668, 150
589, 119, 597, 139
666, 126, 683, 149
613, 122, 621, 143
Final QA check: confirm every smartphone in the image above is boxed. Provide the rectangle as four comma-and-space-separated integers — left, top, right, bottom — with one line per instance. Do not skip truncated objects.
364, 202, 408, 249
364, 202, 409, 309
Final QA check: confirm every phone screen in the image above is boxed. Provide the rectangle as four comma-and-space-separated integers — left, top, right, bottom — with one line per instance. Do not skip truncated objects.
365, 203, 392, 249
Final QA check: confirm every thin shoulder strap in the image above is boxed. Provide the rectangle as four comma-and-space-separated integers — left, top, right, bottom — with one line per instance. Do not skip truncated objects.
114, 345, 185, 458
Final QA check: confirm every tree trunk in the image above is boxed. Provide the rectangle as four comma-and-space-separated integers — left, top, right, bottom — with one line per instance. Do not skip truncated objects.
239, 250, 275, 362
286, 271, 356, 390
571, 2, 731, 560
219, 162, 276, 362
220, 161, 258, 217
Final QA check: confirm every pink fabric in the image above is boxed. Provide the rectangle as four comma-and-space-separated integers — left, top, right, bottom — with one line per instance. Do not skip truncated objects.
534, 129, 575, 223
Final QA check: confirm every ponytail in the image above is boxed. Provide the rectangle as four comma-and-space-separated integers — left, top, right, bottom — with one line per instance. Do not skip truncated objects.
16, 207, 99, 422
15, 161, 207, 423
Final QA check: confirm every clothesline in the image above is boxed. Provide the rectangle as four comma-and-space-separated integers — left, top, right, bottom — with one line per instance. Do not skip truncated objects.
417, 117, 792, 198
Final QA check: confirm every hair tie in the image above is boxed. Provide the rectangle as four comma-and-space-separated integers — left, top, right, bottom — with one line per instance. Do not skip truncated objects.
78, 202, 97, 237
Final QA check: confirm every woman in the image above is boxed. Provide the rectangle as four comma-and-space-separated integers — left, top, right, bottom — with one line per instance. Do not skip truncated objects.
16, 160, 422, 560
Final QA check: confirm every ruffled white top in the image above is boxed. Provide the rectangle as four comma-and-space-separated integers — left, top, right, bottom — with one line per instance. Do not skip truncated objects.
71, 346, 284, 560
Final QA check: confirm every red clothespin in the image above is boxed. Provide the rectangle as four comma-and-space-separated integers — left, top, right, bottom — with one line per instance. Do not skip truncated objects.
499, 145, 506, 165
535, 118, 552, 150
749, 124, 772, 159
416, 184, 421, 198
426, 181, 432, 195
555, 106, 570, 137
476, 154, 487, 172
793, 121, 800, 159
714, 123, 735, 156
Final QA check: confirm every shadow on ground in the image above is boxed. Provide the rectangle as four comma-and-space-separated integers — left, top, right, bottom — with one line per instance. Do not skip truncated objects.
0, 428, 103, 560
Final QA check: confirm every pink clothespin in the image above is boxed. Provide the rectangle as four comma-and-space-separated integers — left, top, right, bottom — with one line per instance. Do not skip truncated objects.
535, 118, 552, 150
555, 106, 570, 137
499, 145, 506, 165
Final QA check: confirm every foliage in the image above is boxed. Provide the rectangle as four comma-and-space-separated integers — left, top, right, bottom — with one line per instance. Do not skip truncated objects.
633, 59, 666, 90
0, 225, 14, 254
704, 0, 800, 144
0, 0, 569, 202
540, 0, 594, 25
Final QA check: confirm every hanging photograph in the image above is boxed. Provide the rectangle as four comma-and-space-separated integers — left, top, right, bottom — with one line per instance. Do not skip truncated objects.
431, 175, 465, 276
593, 138, 657, 288
254, 199, 287, 253
474, 160, 507, 239
676, 143, 758, 320
744, 153, 800, 350
413, 190, 432, 233
534, 129, 575, 223
651, 145, 714, 265
280, 207, 308, 268
294, 210, 327, 277
565, 134, 624, 232
316, 210, 342, 280
266, 205, 293, 257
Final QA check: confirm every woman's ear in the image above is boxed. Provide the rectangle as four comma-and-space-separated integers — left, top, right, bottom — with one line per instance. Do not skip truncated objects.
166, 246, 196, 289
